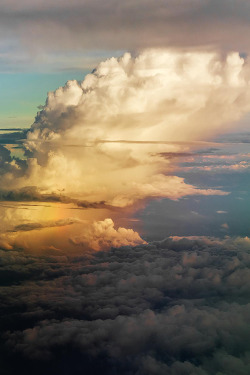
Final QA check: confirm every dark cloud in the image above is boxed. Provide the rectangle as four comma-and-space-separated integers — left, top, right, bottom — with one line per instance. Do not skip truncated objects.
0, 144, 11, 162
0, 143, 26, 178
9, 218, 80, 233
0, 185, 109, 209
1, 0, 250, 71
216, 132, 250, 144
1, 236, 250, 374
0, 129, 27, 145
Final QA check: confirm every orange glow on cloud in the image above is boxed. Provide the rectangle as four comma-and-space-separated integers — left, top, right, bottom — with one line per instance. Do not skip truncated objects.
1, 49, 250, 251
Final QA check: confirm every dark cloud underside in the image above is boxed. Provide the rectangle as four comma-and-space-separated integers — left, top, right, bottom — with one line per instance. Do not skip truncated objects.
1, 237, 250, 374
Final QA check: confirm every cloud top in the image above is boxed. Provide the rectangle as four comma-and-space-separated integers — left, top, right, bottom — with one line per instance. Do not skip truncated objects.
1, 49, 250, 251
2, 49, 246, 207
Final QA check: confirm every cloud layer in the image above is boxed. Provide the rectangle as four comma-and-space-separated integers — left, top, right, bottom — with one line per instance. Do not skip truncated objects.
1, 236, 250, 374
2, 0, 250, 71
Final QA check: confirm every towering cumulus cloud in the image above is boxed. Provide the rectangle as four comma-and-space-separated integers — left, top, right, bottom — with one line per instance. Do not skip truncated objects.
1, 49, 250, 250
1, 48, 250, 374
3, 50, 250, 203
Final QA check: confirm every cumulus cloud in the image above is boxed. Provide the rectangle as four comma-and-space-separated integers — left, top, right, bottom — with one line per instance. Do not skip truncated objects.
0, 48, 249, 252
2, 236, 250, 374
28, 50, 250, 143
70, 218, 146, 250
2, 49, 249, 207
0, 202, 145, 253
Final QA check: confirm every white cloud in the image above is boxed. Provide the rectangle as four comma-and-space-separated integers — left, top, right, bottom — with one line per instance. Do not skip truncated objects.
70, 218, 146, 250
1, 48, 250, 251
3, 49, 249, 206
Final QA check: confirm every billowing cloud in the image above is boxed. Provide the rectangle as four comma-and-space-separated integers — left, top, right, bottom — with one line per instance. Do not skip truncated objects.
176, 145, 250, 174
70, 218, 146, 250
3, 50, 249, 206
1, 49, 250, 251
0, 186, 109, 209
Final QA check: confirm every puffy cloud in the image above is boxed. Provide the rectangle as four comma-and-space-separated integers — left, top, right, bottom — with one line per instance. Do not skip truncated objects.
1, 49, 250, 252
174, 142, 250, 175
221, 223, 229, 230
182, 161, 250, 172
0, 202, 145, 253
3, 49, 249, 206
28, 50, 250, 144
2, 236, 250, 374
70, 218, 146, 250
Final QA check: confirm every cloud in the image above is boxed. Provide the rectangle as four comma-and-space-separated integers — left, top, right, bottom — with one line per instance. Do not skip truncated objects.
10, 217, 81, 232
1, 0, 250, 71
70, 218, 146, 250
2, 235, 250, 374
0, 185, 108, 209
2, 50, 249, 206
1, 49, 250, 254
0, 129, 27, 145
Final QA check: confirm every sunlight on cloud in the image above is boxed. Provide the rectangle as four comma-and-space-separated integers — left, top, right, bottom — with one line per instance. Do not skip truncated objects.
70, 218, 147, 251
1, 49, 250, 251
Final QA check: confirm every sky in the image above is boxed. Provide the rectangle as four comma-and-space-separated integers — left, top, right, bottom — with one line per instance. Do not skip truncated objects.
1, 1, 250, 375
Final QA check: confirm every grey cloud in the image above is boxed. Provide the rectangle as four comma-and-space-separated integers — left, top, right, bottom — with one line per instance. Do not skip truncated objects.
0, 129, 27, 145
0, 144, 26, 177
1, 0, 250, 71
216, 132, 250, 144
0, 144, 11, 162
0, 185, 109, 209
9, 218, 81, 233
1, 236, 250, 374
